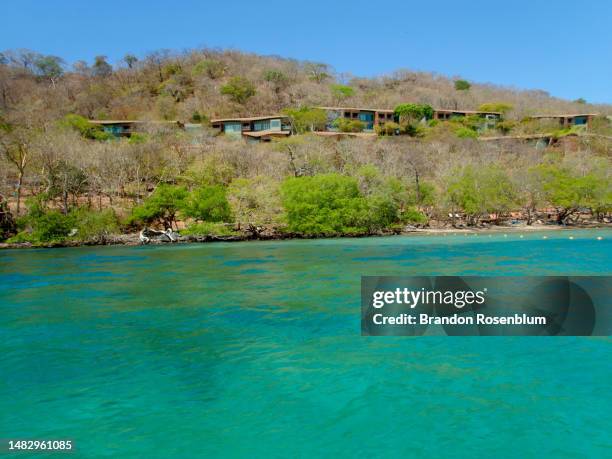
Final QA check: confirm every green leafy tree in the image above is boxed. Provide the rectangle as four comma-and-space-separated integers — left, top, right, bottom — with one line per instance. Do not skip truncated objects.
393, 104, 432, 136
478, 102, 513, 114
304, 62, 330, 83
34, 55, 64, 86
130, 184, 188, 229
92, 55, 113, 77
446, 166, 516, 225
123, 54, 138, 69
282, 107, 327, 133
182, 185, 232, 222
532, 164, 609, 224
263, 69, 289, 93
514, 168, 546, 225
330, 84, 354, 102
46, 160, 89, 214
0, 122, 31, 214
454, 79, 471, 90
281, 174, 371, 235
192, 59, 226, 79
355, 166, 424, 225
228, 177, 281, 229
220, 76, 256, 104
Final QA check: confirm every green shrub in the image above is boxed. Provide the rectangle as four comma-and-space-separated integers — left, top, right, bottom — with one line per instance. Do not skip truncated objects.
192, 59, 226, 79
454, 80, 471, 90
190, 111, 209, 124
9, 199, 74, 243
401, 122, 426, 137
29, 210, 74, 242
182, 185, 232, 222
129, 184, 188, 229
455, 127, 478, 139
394, 104, 434, 122
401, 207, 428, 223
496, 120, 517, 134
181, 222, 236, 236
128, 133, 147, 144
72, 208, 119, 240
220, 77, 256, 104
281, 174, 371, 235
375, 121, 400, 136
478, 103, 513, 114
334, 118, 366, 132
9, 200, 120, 244
59, 114, 112, 140
330, 84, 355, 100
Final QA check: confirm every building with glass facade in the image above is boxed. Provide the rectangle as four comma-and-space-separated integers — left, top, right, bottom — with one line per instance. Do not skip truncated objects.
89, 120, 182, 138
530, 113, 599, 129
315, 107, 395, 133
210, 115, 292, 141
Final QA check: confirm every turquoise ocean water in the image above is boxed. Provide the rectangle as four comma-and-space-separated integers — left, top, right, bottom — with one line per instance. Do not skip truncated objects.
1, 229, 611, 458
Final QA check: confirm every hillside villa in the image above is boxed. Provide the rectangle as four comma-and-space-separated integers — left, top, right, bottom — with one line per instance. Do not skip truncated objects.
89, 120, 182, 138
210, 115, 291, 141
90, 108, 602, 142
314, 106, 396, 132
433, 109, 503, 129
530, 113, 599, 128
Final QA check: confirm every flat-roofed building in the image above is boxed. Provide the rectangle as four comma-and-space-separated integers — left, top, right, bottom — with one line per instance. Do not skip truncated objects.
210, 115, 291, 141
530, 113, 599, 128
433, 109, 502, 130
89, 120, 182, 138
315, 106, 395, 132
433, 109, 502, 121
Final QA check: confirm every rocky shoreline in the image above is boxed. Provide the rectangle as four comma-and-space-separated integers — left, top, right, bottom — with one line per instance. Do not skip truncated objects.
0, 222, 609, 250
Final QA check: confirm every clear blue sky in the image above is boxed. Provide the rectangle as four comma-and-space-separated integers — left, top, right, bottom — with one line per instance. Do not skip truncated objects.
1, 0, 610, 103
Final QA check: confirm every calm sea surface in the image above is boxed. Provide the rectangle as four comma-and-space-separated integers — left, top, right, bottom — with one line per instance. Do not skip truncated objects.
1, 229, 611, 458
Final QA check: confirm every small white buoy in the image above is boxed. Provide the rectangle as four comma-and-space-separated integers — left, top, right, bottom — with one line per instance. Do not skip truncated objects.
503, 234, 508, 238
519, 235, 524, 238
596, 236, 603, 240
569, 236, 574, 240
543, 236, 548, 239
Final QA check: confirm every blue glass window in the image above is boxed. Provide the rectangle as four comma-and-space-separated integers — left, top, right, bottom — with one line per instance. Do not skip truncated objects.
573, 116, 588, 125
253, 120, 271, 131
359, 112, 375, 130
224, 122, 242, 135
103, 125, 124, 136
269, 119, 281, 131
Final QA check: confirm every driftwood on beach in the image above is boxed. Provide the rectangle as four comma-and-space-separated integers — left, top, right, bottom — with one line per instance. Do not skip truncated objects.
139, 227, 180, 244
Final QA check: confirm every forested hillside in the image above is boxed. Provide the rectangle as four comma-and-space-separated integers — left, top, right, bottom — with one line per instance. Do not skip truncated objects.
0, 48, 610, 246
1, 48, 610, 123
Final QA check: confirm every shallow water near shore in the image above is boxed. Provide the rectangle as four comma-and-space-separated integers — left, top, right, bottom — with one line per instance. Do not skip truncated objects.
1, 229, 611, 458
